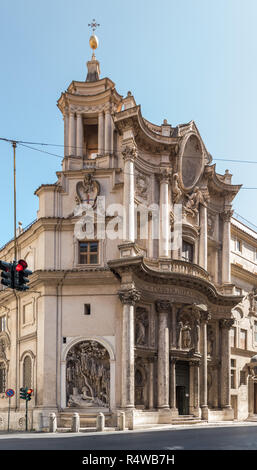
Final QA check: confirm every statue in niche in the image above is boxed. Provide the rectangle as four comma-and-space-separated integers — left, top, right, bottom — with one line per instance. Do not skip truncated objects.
172, 173, 182, 204
249, 288, 257, 314
176, 321, 184, 349
66, 340, 110, 408
207, 326, 215, 356
181, 321, 192, 349
135, 308, 149, 346
135, 368, 145, 406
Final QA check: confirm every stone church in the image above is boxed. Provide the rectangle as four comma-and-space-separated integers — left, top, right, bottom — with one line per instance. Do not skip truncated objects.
0, 34, 257, 431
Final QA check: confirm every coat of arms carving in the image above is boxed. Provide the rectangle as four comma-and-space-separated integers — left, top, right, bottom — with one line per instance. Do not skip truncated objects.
75, 174, 100, 208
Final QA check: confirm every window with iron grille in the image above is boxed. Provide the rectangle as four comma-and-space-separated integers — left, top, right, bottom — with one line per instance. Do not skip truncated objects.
79, 241, 99, 264
23, 356, 32, 389
231, 359, 236, 389
0, 363, 6, 393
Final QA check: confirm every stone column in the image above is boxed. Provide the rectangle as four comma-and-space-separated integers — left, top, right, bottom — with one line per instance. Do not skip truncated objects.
68, 111, 76, 156
169, 358, 177, 412
148, 212, 154, 258
122, 146, 137, 242
199, 204, 207, 270
155, 300, 170, 409
171, 304, 177, 348
63, 110, 69, 158
221, 209, 233, 284
98, 111, 105, 156
200, 312, 211, 420
159, 168, 171, 258
118, 288, 141, 409
104, 106, 112, 154
76, 113, 83, 158
219, 318, 234, 408
193, 362, 200, 416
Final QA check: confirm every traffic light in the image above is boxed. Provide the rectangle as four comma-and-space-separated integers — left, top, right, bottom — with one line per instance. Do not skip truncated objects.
0, 261, 14, 288
20, 387, 27, 400
14, 260, 32, 291
20, 387, 33, 401
26, 389, 33, 401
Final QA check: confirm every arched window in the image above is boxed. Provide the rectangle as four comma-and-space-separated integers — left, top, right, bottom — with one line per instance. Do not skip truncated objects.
0, 362, 6, 393
23, 356, 32, 389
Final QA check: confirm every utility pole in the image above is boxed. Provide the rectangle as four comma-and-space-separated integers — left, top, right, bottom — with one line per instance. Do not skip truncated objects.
12, 141, 17, 261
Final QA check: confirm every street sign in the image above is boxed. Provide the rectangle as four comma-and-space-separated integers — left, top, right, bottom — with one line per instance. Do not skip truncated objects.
5, 388, 15, 398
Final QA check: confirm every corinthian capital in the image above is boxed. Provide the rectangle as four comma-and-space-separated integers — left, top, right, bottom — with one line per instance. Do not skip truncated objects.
118, 288, 141, 306
200, 312, 212, 323
219, 318, 234, 329
221, 209, 234, 222
159, 167, 172, 183
155, 300, 171, 313
122, 145, 137, 163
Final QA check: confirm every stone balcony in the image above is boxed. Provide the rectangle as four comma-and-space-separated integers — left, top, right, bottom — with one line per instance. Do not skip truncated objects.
144, 258, 211, 282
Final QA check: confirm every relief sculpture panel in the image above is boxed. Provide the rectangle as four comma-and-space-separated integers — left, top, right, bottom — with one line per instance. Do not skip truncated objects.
66, 340, 110, 408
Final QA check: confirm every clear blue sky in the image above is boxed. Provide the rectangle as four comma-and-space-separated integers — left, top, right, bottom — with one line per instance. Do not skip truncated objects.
0, 0, 257, 247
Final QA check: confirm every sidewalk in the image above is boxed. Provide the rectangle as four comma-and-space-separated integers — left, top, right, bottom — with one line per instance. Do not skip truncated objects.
0, 420, 257, 439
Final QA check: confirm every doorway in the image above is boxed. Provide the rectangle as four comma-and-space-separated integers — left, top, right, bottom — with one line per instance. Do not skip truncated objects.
176, 361, 189, 415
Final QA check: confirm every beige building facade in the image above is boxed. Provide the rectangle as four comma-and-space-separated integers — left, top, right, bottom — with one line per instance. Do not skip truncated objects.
0, 49, 256, 431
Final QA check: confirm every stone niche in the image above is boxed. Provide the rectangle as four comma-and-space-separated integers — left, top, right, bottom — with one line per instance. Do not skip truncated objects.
66, 340, 110, 408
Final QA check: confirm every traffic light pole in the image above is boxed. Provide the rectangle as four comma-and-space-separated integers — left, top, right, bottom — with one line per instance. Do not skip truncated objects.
12, 141, 17, 262
25, 398, 28, 432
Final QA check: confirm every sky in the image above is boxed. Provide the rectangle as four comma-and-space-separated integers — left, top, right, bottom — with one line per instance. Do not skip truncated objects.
0, 0, 257, 247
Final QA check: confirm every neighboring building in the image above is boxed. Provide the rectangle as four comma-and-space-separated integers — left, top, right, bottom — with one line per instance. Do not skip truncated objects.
0, 37, 256, 431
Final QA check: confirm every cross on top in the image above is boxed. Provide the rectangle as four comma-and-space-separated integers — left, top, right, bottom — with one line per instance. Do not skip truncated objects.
88, 19, 100, 33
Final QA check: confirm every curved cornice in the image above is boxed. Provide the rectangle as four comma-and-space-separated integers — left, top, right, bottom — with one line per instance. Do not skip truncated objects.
108, 256, 242, 308
204, 164, 242, 197
114, 105, 179, 150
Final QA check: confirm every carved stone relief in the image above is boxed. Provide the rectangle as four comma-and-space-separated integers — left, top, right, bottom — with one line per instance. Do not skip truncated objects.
135, 172, 149, 201
66, 340, 110, 408
75, 174, 100, 208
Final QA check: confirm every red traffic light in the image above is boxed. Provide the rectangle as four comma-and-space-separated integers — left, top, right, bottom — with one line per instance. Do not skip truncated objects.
16, 259, 28, 272
27, 389, 33, 395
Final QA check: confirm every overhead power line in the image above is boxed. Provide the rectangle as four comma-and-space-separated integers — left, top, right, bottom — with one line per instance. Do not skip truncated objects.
1, 137, 257, 190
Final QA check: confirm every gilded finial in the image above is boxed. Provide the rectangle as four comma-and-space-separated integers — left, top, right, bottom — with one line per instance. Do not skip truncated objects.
88, 19, 100, 58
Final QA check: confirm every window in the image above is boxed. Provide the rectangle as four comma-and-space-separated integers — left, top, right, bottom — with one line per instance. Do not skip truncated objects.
0, 363, 6, 393
240, 329, 247, 350
230, 327, 237, 348
231, 359, 236, 389
79, 241, 98, 264
23, 356, 32, 389
235, 239, 242, 253
240, 370, 247, 385
0, 316, 6, 332
84, 304, 91, 315
182, 241, 194, 263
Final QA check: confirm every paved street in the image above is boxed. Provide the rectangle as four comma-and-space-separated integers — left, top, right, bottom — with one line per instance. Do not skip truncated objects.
0, 423, 257, 450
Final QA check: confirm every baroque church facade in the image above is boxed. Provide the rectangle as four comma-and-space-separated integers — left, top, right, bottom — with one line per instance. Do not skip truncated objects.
0, 40, 257, 430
